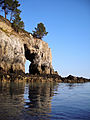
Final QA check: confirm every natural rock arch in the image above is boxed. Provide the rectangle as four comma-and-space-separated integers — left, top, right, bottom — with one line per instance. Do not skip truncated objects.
24, 44, 53, 74
24, 44, 40, 74
0, 17, 55, 75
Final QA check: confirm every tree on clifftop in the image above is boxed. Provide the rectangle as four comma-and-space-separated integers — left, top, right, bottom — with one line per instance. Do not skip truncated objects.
10, 0, 24, 32
0, 0, 21, 21
12, 9, 24, 32
0, 0, 13, 19
32, 23, 48, 39
9, 0, 20, 22
0, 0, 24, 32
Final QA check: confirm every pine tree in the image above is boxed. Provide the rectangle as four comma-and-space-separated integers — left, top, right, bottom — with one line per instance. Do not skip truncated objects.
0, 0, 13, 19
32, 23, 48, 39
0, 0, 21, 21
12, 9, 24, 32
0, 0, 24, 32
9, 0, 20, 22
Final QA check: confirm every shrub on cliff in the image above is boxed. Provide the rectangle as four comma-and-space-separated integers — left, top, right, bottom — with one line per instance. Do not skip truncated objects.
32, 23, 48, 39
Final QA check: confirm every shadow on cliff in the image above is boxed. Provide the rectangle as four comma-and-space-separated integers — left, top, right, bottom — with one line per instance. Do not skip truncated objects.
24, 44, 41, 74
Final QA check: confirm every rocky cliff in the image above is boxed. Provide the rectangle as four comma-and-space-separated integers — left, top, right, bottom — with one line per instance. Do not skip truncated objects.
0, 16, 54, 74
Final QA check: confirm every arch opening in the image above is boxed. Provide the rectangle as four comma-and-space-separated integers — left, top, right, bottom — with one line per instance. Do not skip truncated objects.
25, 60, 31, 73
24, 44, 51, 75
24, 44, 37, 74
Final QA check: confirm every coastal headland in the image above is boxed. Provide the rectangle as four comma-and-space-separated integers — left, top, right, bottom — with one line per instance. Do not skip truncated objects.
0, 16, 90, 83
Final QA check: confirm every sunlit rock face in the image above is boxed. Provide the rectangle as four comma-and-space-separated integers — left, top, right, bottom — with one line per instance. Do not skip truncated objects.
0, 18, 25, 73
23, 37, 54, 74
0, 16, 54, 74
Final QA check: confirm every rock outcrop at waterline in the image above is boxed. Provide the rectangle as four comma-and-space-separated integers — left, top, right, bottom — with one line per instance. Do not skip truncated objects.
0, 72, 90, 83
0, 16, 54, 74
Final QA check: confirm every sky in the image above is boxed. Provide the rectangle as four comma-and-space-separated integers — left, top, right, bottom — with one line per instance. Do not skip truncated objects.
17, 0, 90, 78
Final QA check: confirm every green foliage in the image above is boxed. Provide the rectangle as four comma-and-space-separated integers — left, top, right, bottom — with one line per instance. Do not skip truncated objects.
32, 23, 48, 39
12, 11, 24, 32
0, 0, 24, 33
10, 0, 24, 32
0, 0, 13, 19
9, 0, 20, 22
0, 1, 48, 37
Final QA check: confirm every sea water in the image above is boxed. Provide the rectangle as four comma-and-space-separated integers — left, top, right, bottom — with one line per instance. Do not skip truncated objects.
0, 81, 90, 120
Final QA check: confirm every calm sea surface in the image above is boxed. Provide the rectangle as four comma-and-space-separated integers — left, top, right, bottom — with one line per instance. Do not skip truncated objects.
0, 81, 90, 120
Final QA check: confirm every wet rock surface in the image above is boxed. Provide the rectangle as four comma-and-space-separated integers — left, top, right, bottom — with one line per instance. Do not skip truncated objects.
0, 70, 89, 83
62, 75, 90, 83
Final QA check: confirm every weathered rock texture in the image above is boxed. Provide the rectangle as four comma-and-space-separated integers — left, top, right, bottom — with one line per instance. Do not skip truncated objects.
0, 16, 54, 74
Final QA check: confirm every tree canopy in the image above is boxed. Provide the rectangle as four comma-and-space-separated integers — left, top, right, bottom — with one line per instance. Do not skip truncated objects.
0, 0, 14, 19
32, 23, 48, 39
12, 9, 24, 32
9, 0, 20, 22
0, 0, 24, 32
0, 1, 48, 38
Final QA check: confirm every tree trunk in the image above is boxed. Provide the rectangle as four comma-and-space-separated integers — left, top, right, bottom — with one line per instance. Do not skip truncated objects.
4, 9, 7, 19
10, 12, 12, 22
5, 12, 6, 19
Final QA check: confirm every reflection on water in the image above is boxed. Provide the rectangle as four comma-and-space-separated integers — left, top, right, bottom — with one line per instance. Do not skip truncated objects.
0, 80, 25, 120
24, 82, 58, 116
0, 80, 90, 120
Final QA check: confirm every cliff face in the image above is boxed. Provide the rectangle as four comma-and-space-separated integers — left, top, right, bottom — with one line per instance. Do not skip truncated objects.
0, 17, 54, 74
